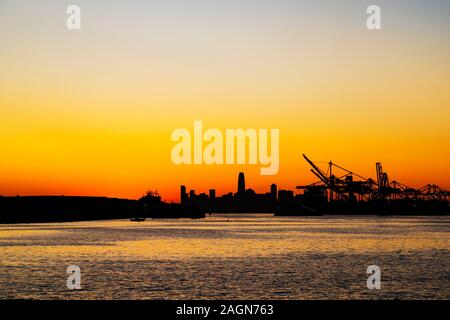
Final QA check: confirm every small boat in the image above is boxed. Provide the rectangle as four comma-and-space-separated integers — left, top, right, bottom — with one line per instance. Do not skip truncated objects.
130, 217, 146, 222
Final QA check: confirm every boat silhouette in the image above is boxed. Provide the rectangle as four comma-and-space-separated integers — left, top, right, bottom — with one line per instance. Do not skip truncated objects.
139, 191, 206, 219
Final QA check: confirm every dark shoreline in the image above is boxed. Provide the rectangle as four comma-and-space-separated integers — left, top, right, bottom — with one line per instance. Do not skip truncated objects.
0, 195, 449, 224
0, 196, 138, 224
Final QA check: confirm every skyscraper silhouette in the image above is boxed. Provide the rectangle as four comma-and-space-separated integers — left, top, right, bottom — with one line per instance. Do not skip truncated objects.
270, 183, 277, 200
238, 172, 245, 195
180, 185, 188, 204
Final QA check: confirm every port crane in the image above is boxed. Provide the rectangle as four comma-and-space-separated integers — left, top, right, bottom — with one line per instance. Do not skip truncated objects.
298, 154, 375, 202
297, 154, 449, 203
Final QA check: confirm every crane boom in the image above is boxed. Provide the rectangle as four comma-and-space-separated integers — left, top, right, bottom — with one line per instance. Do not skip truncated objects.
302, 154, 329, 183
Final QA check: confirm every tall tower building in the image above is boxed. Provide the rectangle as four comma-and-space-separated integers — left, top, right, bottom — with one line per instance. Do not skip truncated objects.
270, 183, 277, 200
180, 185, 188, 204
237, 172, 245, 195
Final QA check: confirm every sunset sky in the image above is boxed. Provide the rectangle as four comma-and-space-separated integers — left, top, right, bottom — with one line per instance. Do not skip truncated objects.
1, 0, 449, 201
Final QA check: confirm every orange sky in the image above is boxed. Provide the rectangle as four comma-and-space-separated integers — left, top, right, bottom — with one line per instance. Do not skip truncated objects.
0, 1, 449, 201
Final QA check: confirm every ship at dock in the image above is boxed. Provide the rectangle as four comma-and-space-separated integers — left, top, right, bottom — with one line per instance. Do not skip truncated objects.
137, 191, 206, 219
275, 154, 449, 216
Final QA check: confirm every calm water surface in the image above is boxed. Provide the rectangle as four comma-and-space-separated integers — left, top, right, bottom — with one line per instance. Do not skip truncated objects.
0, 214, 449, 299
